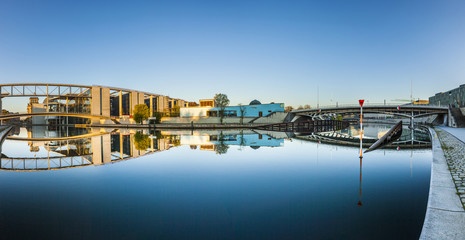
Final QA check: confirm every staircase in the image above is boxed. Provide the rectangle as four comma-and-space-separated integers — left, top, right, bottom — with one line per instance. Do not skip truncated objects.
449, 106, 465, 127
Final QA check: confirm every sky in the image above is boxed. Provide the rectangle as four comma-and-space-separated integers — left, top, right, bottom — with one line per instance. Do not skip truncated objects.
1, 0, 464, 109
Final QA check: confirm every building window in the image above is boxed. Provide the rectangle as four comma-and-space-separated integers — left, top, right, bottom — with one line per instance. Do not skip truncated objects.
207, 111, 218, 117
223, 110, 237, 117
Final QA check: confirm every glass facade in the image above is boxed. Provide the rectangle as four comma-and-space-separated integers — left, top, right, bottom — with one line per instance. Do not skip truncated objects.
110, 93, 130, 116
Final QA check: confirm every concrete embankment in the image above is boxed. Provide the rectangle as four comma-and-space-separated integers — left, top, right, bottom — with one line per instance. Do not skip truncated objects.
87, 113, 288, 129
420, 128, 465, 240
89, 123, 269, 129
160, 112, 289, 125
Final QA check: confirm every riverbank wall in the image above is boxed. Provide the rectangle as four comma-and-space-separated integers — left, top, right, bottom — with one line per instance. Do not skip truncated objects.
420, 128, 465, 239
89, 123, 269, 129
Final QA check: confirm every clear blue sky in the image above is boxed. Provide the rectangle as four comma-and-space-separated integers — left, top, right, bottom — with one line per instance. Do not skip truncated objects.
1, 0, 464, 108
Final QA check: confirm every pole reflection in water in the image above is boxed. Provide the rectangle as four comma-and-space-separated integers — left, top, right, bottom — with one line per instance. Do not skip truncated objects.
358, 155, 363, 207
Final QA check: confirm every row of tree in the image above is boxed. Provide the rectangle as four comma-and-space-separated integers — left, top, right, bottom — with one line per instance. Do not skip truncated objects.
284, 104, 311, 112
131, 93, 232, 124
132, 93, 314, 124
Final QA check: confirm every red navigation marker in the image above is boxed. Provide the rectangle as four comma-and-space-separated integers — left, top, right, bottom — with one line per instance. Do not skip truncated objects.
359, 99, 364, 107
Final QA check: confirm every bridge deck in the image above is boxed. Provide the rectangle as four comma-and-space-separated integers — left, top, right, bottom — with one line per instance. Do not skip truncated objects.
0, 112, 112, 120
293, 104, 448, 114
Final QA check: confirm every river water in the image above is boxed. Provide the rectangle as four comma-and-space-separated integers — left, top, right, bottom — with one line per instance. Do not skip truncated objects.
0, 124, 431, 239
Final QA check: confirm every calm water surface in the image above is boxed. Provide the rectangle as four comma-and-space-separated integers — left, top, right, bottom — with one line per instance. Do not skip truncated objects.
0, 126, 431, 239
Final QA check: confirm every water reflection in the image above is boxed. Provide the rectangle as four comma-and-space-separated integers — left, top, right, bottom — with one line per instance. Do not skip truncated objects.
0, 127, 286, 171
0, 124, 432, 239
0, 123, 431, 171
300, 123, 431, 149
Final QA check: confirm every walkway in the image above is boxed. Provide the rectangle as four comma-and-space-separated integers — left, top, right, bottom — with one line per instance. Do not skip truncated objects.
438, 127, 465, 142
420, 127, 465, 239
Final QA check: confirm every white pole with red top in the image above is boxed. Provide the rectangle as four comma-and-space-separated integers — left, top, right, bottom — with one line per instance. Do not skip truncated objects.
359, 99, 364, 158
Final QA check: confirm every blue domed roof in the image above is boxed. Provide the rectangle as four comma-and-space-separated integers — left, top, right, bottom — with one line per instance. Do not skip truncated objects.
249, 99, 261, 105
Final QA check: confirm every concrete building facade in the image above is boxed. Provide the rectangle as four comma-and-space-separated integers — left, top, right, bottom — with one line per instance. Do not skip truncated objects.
180, 99, 285, 118
429, 84, 465, 107
0, 83, 189, 124
208, 103, 285, 118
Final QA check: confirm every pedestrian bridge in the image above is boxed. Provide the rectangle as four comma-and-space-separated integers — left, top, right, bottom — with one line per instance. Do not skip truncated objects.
292, 104, 448, 120
0, 112, 113, 120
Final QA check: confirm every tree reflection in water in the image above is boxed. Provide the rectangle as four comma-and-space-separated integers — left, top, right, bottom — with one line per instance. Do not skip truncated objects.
215, 132, 229, 155
134, 131, 150, 151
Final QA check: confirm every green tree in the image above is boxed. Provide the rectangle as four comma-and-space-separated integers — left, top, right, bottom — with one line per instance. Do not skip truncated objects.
133, 104, 150, 124
134, 131, 150, 151
214, 93, 230, 124
152, 112, 163, 123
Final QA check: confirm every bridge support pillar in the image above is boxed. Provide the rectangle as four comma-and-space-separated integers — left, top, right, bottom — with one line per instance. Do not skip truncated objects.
156, 96, 168, 114
129, 91, 144, 123
91, 134, 111, 165
91, 87, 110, 124
150, 96, 153, 117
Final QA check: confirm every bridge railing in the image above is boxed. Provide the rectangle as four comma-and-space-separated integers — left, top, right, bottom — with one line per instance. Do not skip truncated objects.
295, 102, 439, 110
316, 103, 429, 108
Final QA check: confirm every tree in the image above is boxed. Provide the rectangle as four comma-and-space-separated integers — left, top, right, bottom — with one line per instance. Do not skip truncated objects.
297, 105, 304, 110
133, 104, 150, 124
216, 142, 229, 155
238, 104, 246, 124
214, 93, 230, 124
304, 104, 311, 109
134, 131, 150, 151
215, 132, 229, 155
284, 106, 294, 112
152, 111, 163, 123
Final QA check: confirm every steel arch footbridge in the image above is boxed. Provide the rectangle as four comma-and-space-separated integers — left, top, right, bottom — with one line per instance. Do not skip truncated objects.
292, 104, 448, 123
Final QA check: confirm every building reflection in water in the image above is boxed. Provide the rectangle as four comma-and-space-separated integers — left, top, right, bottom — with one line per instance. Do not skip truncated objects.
0, 128, 284, 171
168, 129, 284, 154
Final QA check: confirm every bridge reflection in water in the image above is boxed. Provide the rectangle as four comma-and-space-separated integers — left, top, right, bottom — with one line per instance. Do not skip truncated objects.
0, 122, 430, 171
0, 127, 286, 171
1, 130, 176, 171
296, 123, 431, 149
